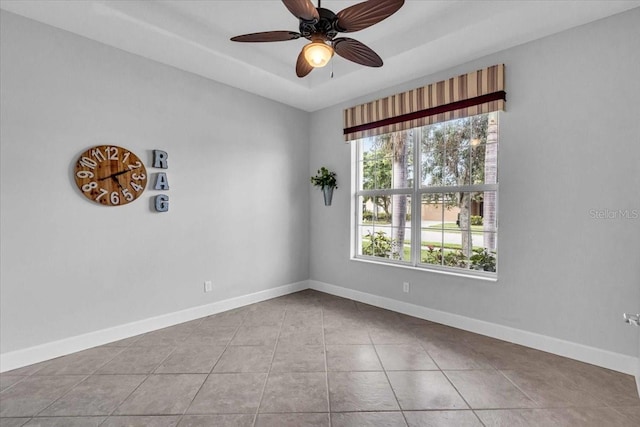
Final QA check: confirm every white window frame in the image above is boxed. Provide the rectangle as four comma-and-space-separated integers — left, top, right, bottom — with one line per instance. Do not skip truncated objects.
351, 113, 499, 280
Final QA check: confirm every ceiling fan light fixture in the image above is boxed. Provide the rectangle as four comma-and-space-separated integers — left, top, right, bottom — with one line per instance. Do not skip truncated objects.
303, 41, 334, 68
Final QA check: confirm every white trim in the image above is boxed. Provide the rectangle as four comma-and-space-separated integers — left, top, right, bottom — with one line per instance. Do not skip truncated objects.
350, 257, 498, 282
0, 280, 308, 373
309, 280, 638, 376
3, 278, 637, 377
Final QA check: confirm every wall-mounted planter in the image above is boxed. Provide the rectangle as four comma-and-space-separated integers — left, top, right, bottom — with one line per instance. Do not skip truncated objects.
322, 186, 334, 206
311, 167, 338, 207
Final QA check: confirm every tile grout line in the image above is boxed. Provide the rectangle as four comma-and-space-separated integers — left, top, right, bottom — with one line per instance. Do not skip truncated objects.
440, 369, 484, 412
168, 311, 246, 425
414, 322, 485, 425
91, 326, 200, 423
472, 409, 489, 427
251, 303, 286, 427
99, 338, 190, 423
369, 334, 409, 427
27, 374, 90, 420
411, 326, 488, 426
96, 375, 148, 426
495, 368, 541, 408
22, 345, 130, 420
320, 300, 333, 427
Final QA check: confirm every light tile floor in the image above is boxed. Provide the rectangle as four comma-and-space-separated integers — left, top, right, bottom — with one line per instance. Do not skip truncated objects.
1, 290, 639, 426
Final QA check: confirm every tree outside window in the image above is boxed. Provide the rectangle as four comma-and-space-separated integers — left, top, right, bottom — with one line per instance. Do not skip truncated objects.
355, 112, 498, 275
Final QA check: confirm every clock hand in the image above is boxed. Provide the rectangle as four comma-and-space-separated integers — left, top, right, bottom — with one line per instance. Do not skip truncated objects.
99, 169, 131, 181
111, 175, 125, 191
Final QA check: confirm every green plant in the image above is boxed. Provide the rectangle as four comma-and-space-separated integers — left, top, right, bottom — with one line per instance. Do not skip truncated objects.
362, 231, 392, 258
422, 246, 467, 267
470, 248, 497, 272
470, 215, 484, 226
310, 167, 338, 189
444, 250, 467, 267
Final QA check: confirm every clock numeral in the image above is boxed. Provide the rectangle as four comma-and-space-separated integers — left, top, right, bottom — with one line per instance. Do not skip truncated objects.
79, 157, 97, 170
130, 181, 144, 192
122, 152, 130, 163
91, 149, 106, 162
82, 182, 98, 192
95, 188, 108, 201
128, 161, 142, 171
76, 170, 94, 179
110, 191, 120, 205
132, 173, 146, 181
105, 146, 118, 161
121, 188, 134, 202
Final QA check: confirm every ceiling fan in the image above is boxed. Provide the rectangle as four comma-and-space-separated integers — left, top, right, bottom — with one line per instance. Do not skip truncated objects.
230, 0, 405, 78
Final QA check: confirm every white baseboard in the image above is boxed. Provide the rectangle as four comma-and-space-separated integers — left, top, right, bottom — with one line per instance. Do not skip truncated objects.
0, 280, 308, 373
3, 278, 637, 377
309, 280, 639, 376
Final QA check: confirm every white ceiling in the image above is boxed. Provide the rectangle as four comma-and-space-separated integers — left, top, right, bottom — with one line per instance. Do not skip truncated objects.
2, 0, 639, 111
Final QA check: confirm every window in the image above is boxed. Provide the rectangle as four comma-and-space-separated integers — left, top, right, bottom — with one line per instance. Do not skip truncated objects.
353, 112, 498, 277
345, 64, 505, 278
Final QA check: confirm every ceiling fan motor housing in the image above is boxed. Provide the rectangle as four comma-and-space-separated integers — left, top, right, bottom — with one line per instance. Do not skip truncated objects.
299, 8, 339, 41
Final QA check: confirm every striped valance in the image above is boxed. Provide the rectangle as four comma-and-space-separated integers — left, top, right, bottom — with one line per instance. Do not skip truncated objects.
343, 64, 505, 141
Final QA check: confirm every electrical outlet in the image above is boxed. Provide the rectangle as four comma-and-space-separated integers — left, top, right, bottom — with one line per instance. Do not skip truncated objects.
403, 282, 410, 293
204, 280, 213, 293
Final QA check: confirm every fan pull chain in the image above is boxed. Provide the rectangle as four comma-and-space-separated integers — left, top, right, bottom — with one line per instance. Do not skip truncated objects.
331, 59, 334, 79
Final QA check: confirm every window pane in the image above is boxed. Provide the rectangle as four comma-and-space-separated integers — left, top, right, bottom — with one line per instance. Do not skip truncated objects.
442, 120, 470, 186
361, 137, 377, 158
421, 130, 444, 187
360, 137, 384, 190
420, 193, 444, 266
361, 155, 390, 190
420, 192, 471, 268
440, 191, 468, 268
419, 192, 497, 272
361, 131, 413, 190
421, 125, 444, 187
421, 115, 494, 188
471, 232, 498, 272
358, 194, 411, 261
429, 119, 463, 186
470, 143, 485, 185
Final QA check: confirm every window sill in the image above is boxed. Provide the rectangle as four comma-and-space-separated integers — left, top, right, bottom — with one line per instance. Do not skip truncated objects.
350, 256, 498, 282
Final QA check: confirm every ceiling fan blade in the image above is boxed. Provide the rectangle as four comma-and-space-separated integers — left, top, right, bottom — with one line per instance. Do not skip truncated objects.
296, 48, 314, 78
231, 31, 301, 43
282, 0, 319, 22
333, 38, 383, 67
336, 0, 404, 33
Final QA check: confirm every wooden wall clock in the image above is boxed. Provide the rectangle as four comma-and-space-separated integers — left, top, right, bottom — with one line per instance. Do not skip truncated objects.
74, 145, 147, 206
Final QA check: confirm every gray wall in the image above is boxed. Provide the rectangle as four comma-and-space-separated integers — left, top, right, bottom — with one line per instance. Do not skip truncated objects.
309, 8, 640, 358
0, 11, 310, 354
1, 7, 638, 362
